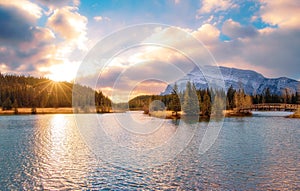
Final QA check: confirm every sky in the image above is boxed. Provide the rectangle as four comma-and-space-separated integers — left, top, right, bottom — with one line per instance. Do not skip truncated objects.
0, 0, 299, 100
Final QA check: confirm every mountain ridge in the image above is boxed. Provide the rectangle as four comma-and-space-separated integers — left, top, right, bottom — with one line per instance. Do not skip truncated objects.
161, 66, 299, 95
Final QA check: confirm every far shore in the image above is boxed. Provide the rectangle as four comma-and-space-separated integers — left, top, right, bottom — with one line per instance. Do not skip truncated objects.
1, 108, 299, 119
0, 108, 114, 115
148, 109, 300, 119
148, 109, 253, 119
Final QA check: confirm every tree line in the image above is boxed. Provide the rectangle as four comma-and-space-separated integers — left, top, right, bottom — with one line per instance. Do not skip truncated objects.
251, 87, 298, 104
130, 82, 227, 116
0, 73, 111, 112
129, 82, 299, 116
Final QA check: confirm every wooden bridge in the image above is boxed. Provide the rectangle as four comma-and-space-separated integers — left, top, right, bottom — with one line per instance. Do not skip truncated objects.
240, 103, 300, 112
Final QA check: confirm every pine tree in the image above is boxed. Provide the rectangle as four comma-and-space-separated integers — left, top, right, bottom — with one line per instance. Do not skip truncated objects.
264, 88, 272, 103
233, 89, 252, 111
201, 90, 211, 116
2, 97, 12, 110
234, 89, 245, 110
211, 93, 225, 116
297, 92, 300, 104
244, 95, 253, 108
226, 85, 236, 109
12, 99, 18, 114
169, 83, 181, 116
182, 81, 199, 115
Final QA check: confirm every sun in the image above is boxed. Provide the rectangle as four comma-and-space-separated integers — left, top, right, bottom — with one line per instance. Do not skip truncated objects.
46, 62, 80, 82
48, 71, 74, 82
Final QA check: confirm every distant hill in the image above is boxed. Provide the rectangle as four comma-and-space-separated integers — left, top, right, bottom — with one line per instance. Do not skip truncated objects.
161, 66, 299, 95
0, 73, 111, 110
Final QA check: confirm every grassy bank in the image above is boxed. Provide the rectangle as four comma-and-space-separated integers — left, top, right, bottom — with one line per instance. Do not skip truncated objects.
287, 109, 300, 118
148, 109, 253, 119
0, 108, 75, 115
149, 110, 182, 119
223, 109, 252, 117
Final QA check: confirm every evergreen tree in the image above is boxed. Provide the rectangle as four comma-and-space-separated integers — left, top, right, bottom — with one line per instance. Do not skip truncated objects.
226, 85, 236, 109
283, 88, 291, 103
291, 94, 297, 104
244, 95, 253, 108
2, 97, 12, 110
169, 83, 181, 116
211, 93, 225, 116
182, 81, 199, 115
297, 92, 300, 104
234, 89, 245, 109
201, 90, 211, 116
12, 99, 18, 114
234, 89, 252, 111
264, 88, 272, 103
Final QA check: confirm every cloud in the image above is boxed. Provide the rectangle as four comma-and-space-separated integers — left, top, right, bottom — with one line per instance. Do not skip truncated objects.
0, 0, 42, 18
192, 24, 220, 45
93, 16, 103, 22
35, 0, 79, 9
18, 27, 55, 51
0, 27, 57, 72
198, 0, 237, 14
222, 19, 258, 39
47, 6, 88, 50
0, 2, 58, 74
259, 0, 300, 29
97, 60, 189, 102
211, 25, 300, 80
241, 28, 300, 79
1, 0, 299, 97
174, 0, 181, 5
0, 0, 87, 81
0, 2, 41, 44
93, 16, 110, 22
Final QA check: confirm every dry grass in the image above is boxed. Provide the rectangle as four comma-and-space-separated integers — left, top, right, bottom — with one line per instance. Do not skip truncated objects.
224, 110, 252, 117
149, 110, 182, 119
0, 108, 75, 115
288, 108, 300, 118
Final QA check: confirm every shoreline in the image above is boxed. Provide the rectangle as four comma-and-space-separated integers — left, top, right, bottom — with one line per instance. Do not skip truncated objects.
287, 109, 300, 118
147, 109, 299, 119
1, 108, 298, 119
148, 110, 253, 119
0, 108, 114, 115
223, 110, 252, 117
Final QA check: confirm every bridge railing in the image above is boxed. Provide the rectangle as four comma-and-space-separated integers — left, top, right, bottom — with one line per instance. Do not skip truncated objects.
240, 103, 299, 111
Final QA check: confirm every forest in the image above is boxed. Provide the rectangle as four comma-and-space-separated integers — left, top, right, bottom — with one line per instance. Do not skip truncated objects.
129, 82, 299, 117
0, 73, 112, 112
1, 73, 298, 115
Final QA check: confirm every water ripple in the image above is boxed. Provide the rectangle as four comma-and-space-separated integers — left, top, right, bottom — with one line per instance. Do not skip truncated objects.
0, 114, 299, 190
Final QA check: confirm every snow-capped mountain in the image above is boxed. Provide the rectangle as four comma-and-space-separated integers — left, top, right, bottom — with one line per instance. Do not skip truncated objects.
161, 66, 299, 95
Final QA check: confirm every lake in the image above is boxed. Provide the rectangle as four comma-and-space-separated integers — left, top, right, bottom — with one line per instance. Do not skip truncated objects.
0, 112, 299, 190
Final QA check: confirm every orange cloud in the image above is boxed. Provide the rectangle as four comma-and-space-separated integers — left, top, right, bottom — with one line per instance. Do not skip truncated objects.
260, 0, 300, 29
47, 6, 88, 50
192, 24, 220, 45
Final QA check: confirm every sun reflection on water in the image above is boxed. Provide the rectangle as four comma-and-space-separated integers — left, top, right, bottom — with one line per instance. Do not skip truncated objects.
34, 114, 95, 190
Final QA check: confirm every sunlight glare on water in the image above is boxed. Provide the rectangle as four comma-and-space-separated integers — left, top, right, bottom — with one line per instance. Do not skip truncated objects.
0, 113, 299, 190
